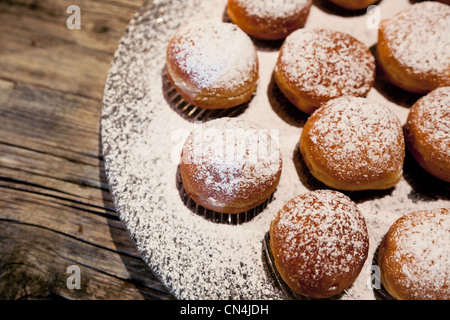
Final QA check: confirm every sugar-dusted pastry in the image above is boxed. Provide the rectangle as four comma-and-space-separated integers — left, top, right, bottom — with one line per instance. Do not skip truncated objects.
166, 21, 259, 109
180, 118, 282, 214
300, 96, 405, 191
227, 0, 312, 40
327, 0, 379, 10
378, 208, 450, 300
377, 2, 450, 93
405, 87, 450, 182
275, 28, 375, 114
270, 190, 369, 298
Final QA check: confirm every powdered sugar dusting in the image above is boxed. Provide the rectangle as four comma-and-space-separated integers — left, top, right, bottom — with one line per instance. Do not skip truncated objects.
277, 28, 375, 100
101, 0, 450, 300
380, 2, 450, 76
387, 208, 450, 300
305, 96, 404, 181
233, 0, 311, 19
167, 21, 257, 91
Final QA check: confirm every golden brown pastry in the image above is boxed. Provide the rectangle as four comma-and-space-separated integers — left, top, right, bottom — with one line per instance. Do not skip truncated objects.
377, 2, 450, 94
269, 190, 369, 299
404, 87, 450, 182
166, 21, 259, 109
300, 96, 405, 191
180, 118, 282, 214
327, 0, 379, 10
274, 28, 375, 114
378, 208, 450, 300
227, 0, 312, 40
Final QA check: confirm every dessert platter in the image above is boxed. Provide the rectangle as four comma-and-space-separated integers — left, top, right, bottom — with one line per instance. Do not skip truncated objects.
101, 0, 450, 300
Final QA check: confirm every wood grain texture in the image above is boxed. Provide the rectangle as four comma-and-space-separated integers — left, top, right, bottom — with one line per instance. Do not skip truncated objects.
0, 0, 175, 300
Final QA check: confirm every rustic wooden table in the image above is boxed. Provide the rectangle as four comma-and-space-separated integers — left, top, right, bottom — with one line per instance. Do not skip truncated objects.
0, 0, 175, 300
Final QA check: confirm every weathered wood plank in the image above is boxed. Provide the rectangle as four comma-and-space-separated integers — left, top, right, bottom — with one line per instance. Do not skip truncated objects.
0, 163, 175, 299
0, 0, 176, 299
0, 221, 174, 300
0, 80, 110, 205
0, 141, 175, 299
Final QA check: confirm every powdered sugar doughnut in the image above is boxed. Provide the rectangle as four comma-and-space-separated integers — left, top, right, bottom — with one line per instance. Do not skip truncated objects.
274, 28, 375, 114
377, 2, 450, 94
327, 0, 378, 10
180, 118, 282, 214
269, 190, 369, 299
166, 21, 259, 109
300, 96, 405, 191
227, 0, 312, 40
405, 87, 450, 182
378, 208, 450, 300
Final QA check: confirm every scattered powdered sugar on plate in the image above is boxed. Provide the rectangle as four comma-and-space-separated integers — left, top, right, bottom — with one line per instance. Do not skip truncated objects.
101, 0, 450, 300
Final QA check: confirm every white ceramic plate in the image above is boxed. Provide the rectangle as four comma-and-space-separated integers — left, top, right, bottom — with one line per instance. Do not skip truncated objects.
101, 0, 450, 300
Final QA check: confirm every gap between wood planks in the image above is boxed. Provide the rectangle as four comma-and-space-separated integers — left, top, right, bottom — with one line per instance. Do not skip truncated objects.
0, 0, 176, 300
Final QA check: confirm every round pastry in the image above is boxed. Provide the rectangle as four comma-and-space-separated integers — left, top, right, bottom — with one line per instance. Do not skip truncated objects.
274, 28, 375, 114
378, 208, 450, 300
404, 87, 450, 182
377, 2, 450, 94
269, 190, 369, 299
166, 21, 259, 110
227, 0, 312, 40
180, 118, 282, 214
327, 0, 379, 10
300, 96, 405, 191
